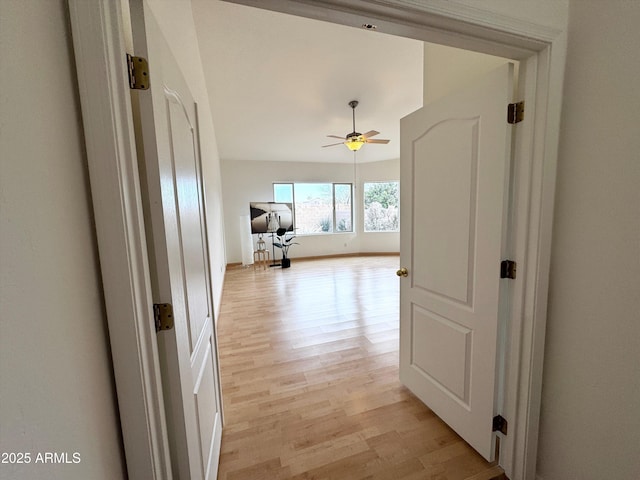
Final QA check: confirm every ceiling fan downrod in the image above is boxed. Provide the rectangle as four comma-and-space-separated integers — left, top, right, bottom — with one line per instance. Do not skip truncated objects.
349, 100, 360, 137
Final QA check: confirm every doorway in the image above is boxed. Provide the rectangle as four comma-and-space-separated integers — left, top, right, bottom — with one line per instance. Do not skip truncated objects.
209, 6, 556, 479
205, 0, 520, 470
69, 1, 565, 479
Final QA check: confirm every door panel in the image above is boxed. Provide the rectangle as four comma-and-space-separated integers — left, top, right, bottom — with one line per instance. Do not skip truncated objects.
166, 93, 210, 350
412, 117, 479, 305
411, 305, 472, 405
399, 64, 513, 461
131, 2, 223, 479
194, 331, 218, 476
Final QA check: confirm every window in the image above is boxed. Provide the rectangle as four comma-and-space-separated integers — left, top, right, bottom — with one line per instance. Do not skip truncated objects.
274, 182, 353, 234
363, 181, 399, 232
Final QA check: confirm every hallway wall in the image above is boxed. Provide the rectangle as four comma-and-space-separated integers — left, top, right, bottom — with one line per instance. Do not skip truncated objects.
0, 1, 126, 479
536, 1, 640, 478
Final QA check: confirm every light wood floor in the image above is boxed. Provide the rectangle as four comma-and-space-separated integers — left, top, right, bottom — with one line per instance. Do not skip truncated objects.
216, 255, 504, 480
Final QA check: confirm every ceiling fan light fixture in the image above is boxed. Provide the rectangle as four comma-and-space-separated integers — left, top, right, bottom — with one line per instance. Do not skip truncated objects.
345, 138, 365, 151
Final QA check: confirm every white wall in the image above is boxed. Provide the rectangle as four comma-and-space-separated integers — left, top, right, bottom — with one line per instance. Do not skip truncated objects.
423, 43, 510, 104
536, 1, 640, 478
450, 0, 568, 31
0, 1, 126, 479
145, 0, 227, 316
221, 159, 399, 263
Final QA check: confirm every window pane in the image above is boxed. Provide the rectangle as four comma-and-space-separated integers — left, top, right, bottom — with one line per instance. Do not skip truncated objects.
273, 183, 293, 203
294, 183, 333, 234
364, 182, 399, 232
273, 182, 354, 235
334, 184, 352, 232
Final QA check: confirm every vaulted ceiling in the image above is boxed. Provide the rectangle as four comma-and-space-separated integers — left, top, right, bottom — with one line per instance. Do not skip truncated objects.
192, 0, 424, 164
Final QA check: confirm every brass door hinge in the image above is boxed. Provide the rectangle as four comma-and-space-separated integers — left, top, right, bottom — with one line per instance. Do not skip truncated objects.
154, 303, 174, 332
127, 54, 150, 90
507, 101, 524, 124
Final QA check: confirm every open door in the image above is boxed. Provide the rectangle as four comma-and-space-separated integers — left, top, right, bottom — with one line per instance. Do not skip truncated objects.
399, 64, 514, 461
130, 1, 223, 479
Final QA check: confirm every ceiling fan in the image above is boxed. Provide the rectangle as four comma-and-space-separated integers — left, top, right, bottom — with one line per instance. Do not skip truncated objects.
322, 100, 390, 151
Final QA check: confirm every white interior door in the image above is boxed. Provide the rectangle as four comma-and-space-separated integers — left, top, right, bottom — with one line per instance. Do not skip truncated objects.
130, 2, 222, 479
399, 64, 513, 461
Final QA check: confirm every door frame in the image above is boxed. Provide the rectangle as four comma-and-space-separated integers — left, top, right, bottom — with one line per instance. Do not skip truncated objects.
68, 1, 172, 478
68, 0, 567, 479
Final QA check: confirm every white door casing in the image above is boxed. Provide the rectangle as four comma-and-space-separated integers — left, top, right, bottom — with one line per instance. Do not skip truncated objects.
399, 64, 514, 461
130, 1, 223, 479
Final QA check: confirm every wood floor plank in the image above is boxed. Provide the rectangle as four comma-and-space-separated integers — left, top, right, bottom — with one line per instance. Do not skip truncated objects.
216, 256, 503, 480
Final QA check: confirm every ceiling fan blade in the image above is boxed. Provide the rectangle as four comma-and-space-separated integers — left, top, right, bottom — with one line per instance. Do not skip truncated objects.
361, 130, 380, 139
327, 135, 346, 140
322, 142, 345, 148
366, 138, 390, 144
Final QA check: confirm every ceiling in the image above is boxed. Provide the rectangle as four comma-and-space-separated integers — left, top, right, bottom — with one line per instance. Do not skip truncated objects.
191, 0, 424, 164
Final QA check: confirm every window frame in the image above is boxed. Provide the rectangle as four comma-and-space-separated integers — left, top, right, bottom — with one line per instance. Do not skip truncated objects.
333, 183, 353, 233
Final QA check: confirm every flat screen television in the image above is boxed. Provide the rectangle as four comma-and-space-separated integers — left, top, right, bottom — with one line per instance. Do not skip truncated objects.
249, 202, 294, 234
